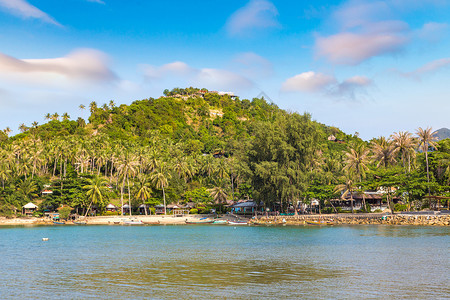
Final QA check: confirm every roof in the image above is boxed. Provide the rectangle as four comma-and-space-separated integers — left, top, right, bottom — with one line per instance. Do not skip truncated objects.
232, 201, 257, 208
23, 202, 38, 209
106, 203, 117, 209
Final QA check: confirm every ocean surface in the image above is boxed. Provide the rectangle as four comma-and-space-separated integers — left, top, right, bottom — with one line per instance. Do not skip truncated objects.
0, 224, 449, 299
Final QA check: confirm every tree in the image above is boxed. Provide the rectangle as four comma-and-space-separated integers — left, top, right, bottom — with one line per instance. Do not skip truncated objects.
151, 162, 171, 214
391, 131, 416, 173
136, 174, 152, 215
416, 127, 438, 194
17, 178, 38, 202
208, 186, 228, 204
371, 137, 398, 168
62, 112, 70, 121
343, 143, 369, 182
334, 174, 356, 213
116, 152, 138, 216
83, 176, 108, 217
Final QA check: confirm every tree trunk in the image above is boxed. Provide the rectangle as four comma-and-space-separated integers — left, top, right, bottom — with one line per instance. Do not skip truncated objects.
351, 193, 354, 214
127, 175, 132, 216
163, 185, 166, 215
120, 179, 125, 216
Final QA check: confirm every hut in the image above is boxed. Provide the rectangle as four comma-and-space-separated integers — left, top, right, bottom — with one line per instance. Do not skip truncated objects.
105, 203, 118, 212
22, 202, 38, 216
138, 204, 150, 215
122, 203, 131, 214
231, 200, 258, 214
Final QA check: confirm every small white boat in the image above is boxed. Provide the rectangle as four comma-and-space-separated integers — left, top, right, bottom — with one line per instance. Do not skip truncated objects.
228, 221, 248, 225
212, 220, 228, 224
123, 219, 144, 225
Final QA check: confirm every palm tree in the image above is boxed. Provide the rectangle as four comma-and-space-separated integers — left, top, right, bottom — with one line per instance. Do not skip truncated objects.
371, 137, 398, 168
51, 112, 59, 121
151, 162, 171, 214
391, 131, 417, 172
116, 152, 138, 216
44, 113, 51, 121
18, 123, 28, 133
2, 127, 11, 139
416, 127, 438, 195
17, 178, 38, 202
343, 143, 369, 182
136, 174, 152, 215
79, 104, 86, 119
62, 112, 70, 121
83, 176, 108, 217
109, 100, 116, 109
334, 174, 356, 213
208, 186, 228, 204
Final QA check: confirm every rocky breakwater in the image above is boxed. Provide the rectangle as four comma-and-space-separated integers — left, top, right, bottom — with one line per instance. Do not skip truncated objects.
250, 214, 450, 226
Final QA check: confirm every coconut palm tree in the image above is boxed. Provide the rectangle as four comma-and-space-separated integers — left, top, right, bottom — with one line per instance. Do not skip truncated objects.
17, 178, 38, 202
334, 174, 356, 213
83, 176, 108, 217
416, 127, 438, 186
62, 112, 70, 121
136, 174, 152, 215
208, 186, 228, 204
343, 143, 369, 182
116, 152, 139, 216
371, 137, 398, 168
151, 162, 171, 214
391, 131, 417, 173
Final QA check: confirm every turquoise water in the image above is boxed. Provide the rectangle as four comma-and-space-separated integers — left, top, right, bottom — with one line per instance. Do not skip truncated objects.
0, 225, 449, 299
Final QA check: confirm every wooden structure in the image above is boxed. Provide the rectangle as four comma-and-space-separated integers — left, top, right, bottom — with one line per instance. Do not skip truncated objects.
22, 202, 38, 216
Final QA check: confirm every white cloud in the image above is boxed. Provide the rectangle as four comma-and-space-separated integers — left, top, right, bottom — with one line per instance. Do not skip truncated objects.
281, 71, 371, 101
86, 0, 105, 4
398, 58, 450, 79
417, 22, 449, 42
0, 49, 117, 86
281, 72, 336, 92
142, 61, 254, 91
226, 0, 279, 36
315, 0, 411, 65
0, 0, 61, 26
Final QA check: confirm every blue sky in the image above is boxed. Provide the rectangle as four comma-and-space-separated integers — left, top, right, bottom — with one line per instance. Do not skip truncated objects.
0, 0, 449, 140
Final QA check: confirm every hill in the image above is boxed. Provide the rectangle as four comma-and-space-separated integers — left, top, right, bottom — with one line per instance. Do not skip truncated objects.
433, 128, 450, 141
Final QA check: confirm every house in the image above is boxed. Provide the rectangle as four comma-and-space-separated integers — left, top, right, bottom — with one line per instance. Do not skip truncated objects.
122, 203, 131, 214
41, 189, 53, 195
22, 202, 38, 216
231, 200, 258, 214
138, 204, 150, 215
105, 203, 118, 212
155, 204, 165, 214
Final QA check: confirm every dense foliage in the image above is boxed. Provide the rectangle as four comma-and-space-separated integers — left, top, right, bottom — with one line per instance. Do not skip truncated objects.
0, 88, 448, 216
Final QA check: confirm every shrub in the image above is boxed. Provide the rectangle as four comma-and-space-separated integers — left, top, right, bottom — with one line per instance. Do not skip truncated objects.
32, 211, 43, 217
104, 211, 120, 216
394, 203, 408, 212
374, 209, 382, 213
59, 207, 72, 219
189, 208, 198, 214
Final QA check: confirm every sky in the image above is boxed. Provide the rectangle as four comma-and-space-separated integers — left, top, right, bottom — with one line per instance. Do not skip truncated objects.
0, 0, 449, 140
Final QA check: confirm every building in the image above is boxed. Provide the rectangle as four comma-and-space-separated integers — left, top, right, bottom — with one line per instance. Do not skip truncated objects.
22, 202, 38, 216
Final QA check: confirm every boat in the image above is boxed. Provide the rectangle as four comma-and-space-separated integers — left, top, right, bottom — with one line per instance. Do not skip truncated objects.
306, 220, 334, 225
212, 220, 228, 224
123, 219, 144, 225
53, 221, 65, 225
185, 220, 214, 224
143, 220, 160, 225
227, 221, 248, 225
73, 221, 87, 225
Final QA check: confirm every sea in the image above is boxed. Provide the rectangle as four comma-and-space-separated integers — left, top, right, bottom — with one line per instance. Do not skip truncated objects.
0, 224, 449, 299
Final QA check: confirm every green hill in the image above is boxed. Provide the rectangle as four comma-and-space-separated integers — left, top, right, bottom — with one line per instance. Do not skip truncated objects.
433, 128, 450, 141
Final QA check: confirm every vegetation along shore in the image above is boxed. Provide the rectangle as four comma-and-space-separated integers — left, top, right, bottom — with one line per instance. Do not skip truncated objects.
1, 87, 449, 224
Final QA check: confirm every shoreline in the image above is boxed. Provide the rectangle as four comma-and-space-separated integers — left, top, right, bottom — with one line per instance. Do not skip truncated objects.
1, 213, 449, 226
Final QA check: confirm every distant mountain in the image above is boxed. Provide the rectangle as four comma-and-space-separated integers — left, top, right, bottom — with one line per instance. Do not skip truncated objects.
434, 128, 450, 141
